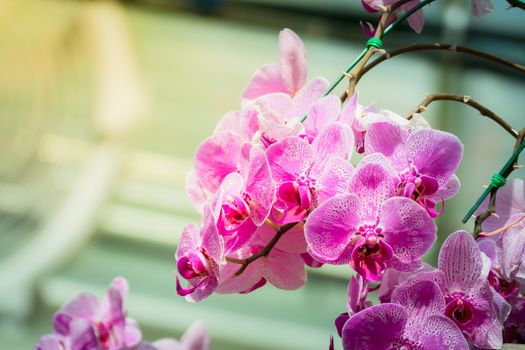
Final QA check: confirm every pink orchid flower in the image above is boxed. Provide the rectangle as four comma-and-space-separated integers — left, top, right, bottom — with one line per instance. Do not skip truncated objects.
36, 277, 142, 350
305, 156, 436, 282
338, 91, 410, 153
241, 28, 328, 107
365, 121, 463, 217
412, 231, 511, 349
266, 122, 354, 224
193, 131, 244, 198
210, 145, 275, 253
176, 212, 224, 302
213, 106, 259, 143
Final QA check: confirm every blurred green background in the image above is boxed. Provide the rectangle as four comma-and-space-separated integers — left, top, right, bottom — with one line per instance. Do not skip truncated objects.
0, 0, 523, 349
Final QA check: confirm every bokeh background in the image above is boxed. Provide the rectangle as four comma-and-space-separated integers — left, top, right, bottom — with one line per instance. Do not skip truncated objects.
0, 0, 524, 349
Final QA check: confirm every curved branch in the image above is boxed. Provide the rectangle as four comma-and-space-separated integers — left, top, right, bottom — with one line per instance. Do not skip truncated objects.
405, 93, 519, 139
358, 43, 525, 83
225, 222, 298, 276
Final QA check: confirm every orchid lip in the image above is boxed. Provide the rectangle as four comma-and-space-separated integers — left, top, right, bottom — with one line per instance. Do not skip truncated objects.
388, 338, 422, 350
270, 180, 313, 224
350, 232, 393, 282
96, 322, 111, 345
176, 275, 203, 297
399, 165, 439, 199
218, 195, 251, 234
445, 295, 475, 326
177, 250, 210, 280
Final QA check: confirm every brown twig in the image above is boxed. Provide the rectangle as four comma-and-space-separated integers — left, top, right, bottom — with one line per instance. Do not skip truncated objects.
357, 43, 525, 83
225, 222, 298, 276
474, 127, 525, 236
405, 93, 519, 139
478, 213, 525, 237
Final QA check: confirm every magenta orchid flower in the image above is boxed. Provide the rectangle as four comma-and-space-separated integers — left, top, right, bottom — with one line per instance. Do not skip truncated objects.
342, 279, 469, 350
216, 223, 307, 293
176, 212, 224, 302
35, 277, 142, 350
365, 121, 463, 217
241, 28, 328, 107
266, 122, 354, 224
209, 145, 275, 253
305, 156, 436, 281
415, 231, 511, 349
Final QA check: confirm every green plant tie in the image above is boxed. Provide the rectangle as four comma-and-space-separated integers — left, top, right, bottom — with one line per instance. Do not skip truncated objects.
490, 173, 506, 188
366, 38, 383, 49
462, 139, 525, 223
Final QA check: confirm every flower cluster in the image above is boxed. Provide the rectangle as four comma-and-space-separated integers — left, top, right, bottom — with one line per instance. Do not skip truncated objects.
34, 277, 210, 350
31, 1, 525, 349
177, 27, 463, 300
176, 22, 525, 349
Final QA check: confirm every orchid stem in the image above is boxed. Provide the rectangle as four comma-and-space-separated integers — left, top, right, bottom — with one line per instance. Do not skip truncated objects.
478, 214, 525, 237
358, 43, 525, 84
225, 222, 299, 276
405, 93, 518, 139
